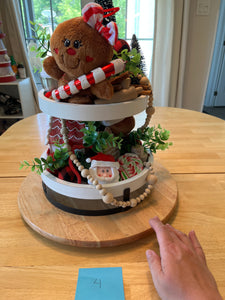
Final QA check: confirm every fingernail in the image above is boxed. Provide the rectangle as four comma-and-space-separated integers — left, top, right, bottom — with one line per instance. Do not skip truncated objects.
146, 249, 153, 258
150, 216, 159, 222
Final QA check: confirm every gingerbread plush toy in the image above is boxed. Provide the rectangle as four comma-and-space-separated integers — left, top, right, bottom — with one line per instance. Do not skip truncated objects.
43, 2, 118, 104
43, 2, 135, 135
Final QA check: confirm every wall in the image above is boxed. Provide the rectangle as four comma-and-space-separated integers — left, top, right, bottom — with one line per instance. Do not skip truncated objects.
182, 0, 220, 111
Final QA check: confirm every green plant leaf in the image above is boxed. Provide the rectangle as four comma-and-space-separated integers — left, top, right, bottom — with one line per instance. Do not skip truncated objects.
34, 158, 41, 164
23, 160, 30, 166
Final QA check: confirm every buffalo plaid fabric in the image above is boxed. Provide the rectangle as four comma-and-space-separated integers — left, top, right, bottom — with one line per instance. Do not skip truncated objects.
58, 159, 82, 183
58, 165, 76, 182
114, 39, 130, 53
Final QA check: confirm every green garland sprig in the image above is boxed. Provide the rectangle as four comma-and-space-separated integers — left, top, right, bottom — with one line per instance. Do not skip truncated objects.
113, 48, 143, 76
81, 122, 123, 153
121, 125, 173, 154
19, 141, 69, 175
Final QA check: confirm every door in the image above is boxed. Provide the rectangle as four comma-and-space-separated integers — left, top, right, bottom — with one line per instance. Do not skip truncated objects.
204, 0, 225, 107
213, 43, 225, 106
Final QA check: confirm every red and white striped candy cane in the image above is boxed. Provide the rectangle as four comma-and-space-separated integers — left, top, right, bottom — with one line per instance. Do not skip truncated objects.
45, 59, 125, 101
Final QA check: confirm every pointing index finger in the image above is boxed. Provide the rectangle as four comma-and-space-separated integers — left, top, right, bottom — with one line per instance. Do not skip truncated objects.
149, 216, 175, 247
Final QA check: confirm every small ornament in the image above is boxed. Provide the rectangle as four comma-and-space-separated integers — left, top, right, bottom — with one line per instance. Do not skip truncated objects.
118, 153, 143, 180
87, 153, 120, 184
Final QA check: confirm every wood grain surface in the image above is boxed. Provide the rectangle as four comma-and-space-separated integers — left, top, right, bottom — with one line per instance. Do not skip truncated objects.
17, 162, 177, 247
1, 108, 225, 178
1, 108, 225, 299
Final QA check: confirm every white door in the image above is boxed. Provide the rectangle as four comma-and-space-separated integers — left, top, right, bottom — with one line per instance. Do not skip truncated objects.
213, 44, 225, 106
204, 1, 225, 107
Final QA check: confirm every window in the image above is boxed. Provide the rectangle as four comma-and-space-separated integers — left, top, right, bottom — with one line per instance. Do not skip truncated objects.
19, 0, 154, 88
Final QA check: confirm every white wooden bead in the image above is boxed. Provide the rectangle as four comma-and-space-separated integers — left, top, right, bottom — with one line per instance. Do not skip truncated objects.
114, 200, 120, 207
99, 189, 107, 196
87, 175, 92, 180
81, 169, 89, 178
76, 162, 81, 167
117, 201, 123, 207
148, 184, 153, 190
93, 180, 98, 186
147, 174, 157, 185
89, 177, 94, 183
143, 192, 148, 197
78, 165, 84, 172
140, 194, 145, 200
130, 198, 137, 207
122, 202, 127, 208
136, 197, 141, 203
96, 184, 103, 190
126, 201, 131, 206
145, 162, 151, 169
70, 154, 76, 161
111, 199, 117, 206
102, 193, 114, 204
145, 188, 151, 194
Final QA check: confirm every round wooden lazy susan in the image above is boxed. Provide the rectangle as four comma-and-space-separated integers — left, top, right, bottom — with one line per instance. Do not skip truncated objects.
18, 161, 177, 248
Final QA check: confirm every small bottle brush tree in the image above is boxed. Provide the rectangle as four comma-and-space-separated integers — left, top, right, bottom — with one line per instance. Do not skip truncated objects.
130, 34, 147, 83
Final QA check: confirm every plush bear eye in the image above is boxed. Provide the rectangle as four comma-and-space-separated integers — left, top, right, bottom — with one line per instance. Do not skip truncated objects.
74, 40, 82, 49
64, 39, 70, 47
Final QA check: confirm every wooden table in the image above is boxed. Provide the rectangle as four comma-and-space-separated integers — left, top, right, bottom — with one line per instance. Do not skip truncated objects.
1, 107, 225, 299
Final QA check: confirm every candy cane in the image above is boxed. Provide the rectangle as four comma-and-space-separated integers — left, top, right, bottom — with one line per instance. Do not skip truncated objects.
45, 59, 125, 101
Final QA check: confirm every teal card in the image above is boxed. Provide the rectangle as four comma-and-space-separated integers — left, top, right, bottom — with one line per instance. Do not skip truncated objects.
75, 267, 125, 300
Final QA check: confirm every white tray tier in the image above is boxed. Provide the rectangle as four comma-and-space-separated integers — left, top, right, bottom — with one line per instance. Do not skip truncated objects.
41, 162, 151, 200
38, 89, 148, 121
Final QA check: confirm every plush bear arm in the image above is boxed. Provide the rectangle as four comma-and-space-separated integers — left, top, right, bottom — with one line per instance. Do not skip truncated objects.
91, 80, 113, 100
109, 116, 135, 136
43, 56, 64, 80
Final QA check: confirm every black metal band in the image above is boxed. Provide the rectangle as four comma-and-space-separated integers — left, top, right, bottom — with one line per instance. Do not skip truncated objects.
42, 182, 130, 216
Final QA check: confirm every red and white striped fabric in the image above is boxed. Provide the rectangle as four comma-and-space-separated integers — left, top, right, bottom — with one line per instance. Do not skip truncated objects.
45, 59, 125, 101
82, 2, 118, 46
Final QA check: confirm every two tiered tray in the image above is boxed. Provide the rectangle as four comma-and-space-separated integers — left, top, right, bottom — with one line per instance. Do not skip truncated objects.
18, 91, 177, 247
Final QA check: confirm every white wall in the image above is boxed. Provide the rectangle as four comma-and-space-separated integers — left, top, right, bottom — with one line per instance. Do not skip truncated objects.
182, 0, 220, 111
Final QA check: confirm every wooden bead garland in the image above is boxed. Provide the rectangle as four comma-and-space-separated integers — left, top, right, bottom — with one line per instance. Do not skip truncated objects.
57, 109, 158, 208
55, 78, 157, 209
67, 151, 157, 208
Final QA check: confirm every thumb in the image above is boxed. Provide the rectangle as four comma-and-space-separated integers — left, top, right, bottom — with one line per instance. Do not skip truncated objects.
146, 249, 162, 279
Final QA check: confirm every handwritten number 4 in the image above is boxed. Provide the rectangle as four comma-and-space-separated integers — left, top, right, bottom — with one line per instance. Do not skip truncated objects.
93, 278, 101, 288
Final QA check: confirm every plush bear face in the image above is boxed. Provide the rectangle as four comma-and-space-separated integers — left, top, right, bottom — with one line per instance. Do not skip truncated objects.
50, 16, 113, 79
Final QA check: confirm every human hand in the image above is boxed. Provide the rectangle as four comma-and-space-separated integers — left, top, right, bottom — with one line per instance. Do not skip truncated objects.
146, 217, 223, 300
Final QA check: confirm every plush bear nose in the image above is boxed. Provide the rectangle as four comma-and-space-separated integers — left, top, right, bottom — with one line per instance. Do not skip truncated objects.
66, 48, 76, 55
